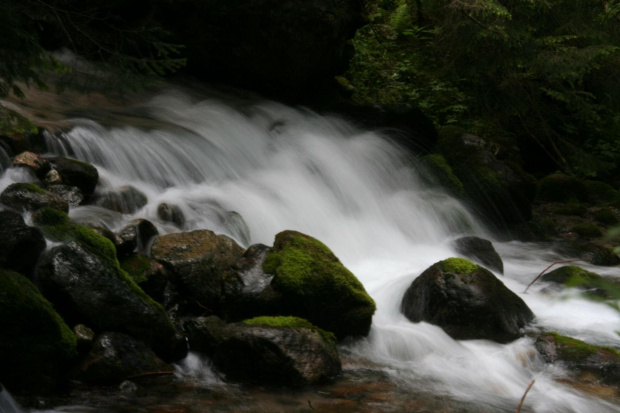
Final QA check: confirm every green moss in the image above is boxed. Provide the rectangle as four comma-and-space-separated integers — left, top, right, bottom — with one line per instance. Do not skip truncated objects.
423, 154, 464, 196
262, 231, 375, 339
593, 208, 618, 225
20, 182, 46, 194
243, 315, 337, 343
546, 332, 620, 362
120, 254, 151, 284
0, 269, 77, 391
584, 180, 620, 203
571, 222, 603, 238
33, 207, 117, 263
537, 174, 588, 203
439, 258, 479, 274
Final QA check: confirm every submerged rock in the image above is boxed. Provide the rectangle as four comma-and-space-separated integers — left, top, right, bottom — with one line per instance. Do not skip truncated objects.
157, 202, 185, 228
400, 258, 534, 343
535, 332, 620, 385
0, 210, 46, 278
150, 230, 245, 315
95, 185, 148, 214
76, 332, 172, 384
541, 265, 619, 299
262, 230, 376, 339
0, 269, 77, 394
184, 315, 341, 387
0, 182, 68, 213
453, 236, 504, 274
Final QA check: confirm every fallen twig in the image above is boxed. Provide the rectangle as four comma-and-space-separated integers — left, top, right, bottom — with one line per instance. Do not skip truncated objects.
124, 370, 175, 380
523, 259, 584, 293
516, 379, 535, 413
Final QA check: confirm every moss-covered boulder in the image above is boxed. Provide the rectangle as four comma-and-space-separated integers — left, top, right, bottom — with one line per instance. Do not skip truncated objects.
541, 265, 620, 299
452, 236, 504, 274
0, 209, 46, 277
45, 156, 99, 197
400, 258, 534, 343
263, 230, 376, 339
437, 128, 536, 227
76, 332, 172, 384
535, 332, 620, 385
537, 174, 588, 203
150, 230, 245, 315
33, 208, 185, 362
422, 153, 464, 196
0, 182, 68, 213
184, 315, 341, 387
583, 180, 620, 204
0, 269, 77, 394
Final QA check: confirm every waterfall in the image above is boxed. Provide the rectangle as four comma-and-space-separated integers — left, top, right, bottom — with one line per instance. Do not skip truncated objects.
11, 87, 620, 412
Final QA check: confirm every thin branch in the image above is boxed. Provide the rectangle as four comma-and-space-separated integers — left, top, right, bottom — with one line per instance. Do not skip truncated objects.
123, 371, 174, 380
516, 379, 535, 413
523, 259, 585, 293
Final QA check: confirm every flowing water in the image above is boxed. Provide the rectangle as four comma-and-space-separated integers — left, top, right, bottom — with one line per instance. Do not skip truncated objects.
2, 87, 620, 412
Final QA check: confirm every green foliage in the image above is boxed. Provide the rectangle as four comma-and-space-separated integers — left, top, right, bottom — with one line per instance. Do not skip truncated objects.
0, 106, 38, 136
0, 0, 185, 98
347, 0, 620, 177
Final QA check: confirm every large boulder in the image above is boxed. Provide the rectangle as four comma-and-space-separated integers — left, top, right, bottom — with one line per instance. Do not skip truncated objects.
33, 208, 185, 362
452, 236, 504, 274
150, 230, 245, 315
0, 210, 46, 277
157, 0, 363, 101
0, 269, 77, 394
184, 315, 341, 387
400, 258, 534, 343
76, 332, 172, 384
0, 182, 69, 213
262, 230, 375, 339
535, 332, 620, 385
44, 157, 99, 197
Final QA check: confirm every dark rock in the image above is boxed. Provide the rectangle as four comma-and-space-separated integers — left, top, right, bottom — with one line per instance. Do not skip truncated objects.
44, 157, 99, 197
400, 258, 534, 343
150, 230, 245, 315
76, 332, 172, 384
184, 315, 341, 387
0, 269, 77, 394
120, 253, 168, 303
453, 236, 504, 274
0, 210, 46, 277
263, 230, 376, 339
95, 185, 148, 214
115, 224, 138, 257
73, 324, 95, 355
0, 182, 69, 213
221, 244, 279, 320
537, 174, 588, 203
35, 230, 185, 362
157, 203, 185, 228
130, 219, 159, 251
46, 184, 84, 207
535, 332, 620, 385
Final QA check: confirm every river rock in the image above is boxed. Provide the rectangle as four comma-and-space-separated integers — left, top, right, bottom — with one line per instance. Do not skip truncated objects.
45, 156, 99, 197
221, 243, 279, 320
157, 202, 185, 228
0, 182, 69, 213
46, 184, 84, 207
0, 269, 77, 394
184, 315, 341, 387
33, 208, 185, 361
150, 230, 245, 315
120, 253, 168, 303
13, 151, 50, 175
262, 230, 376, 339
76, 332, 172, 384
95, 185, 148, 214
535, 332, 620, 385
0, 209, 46, 277
400, 258, 534, 343
453, 236, 504, 274
540, 265, 618, 299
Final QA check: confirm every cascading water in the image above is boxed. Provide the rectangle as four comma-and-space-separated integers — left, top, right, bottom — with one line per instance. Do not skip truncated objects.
5, 88, 619, 412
